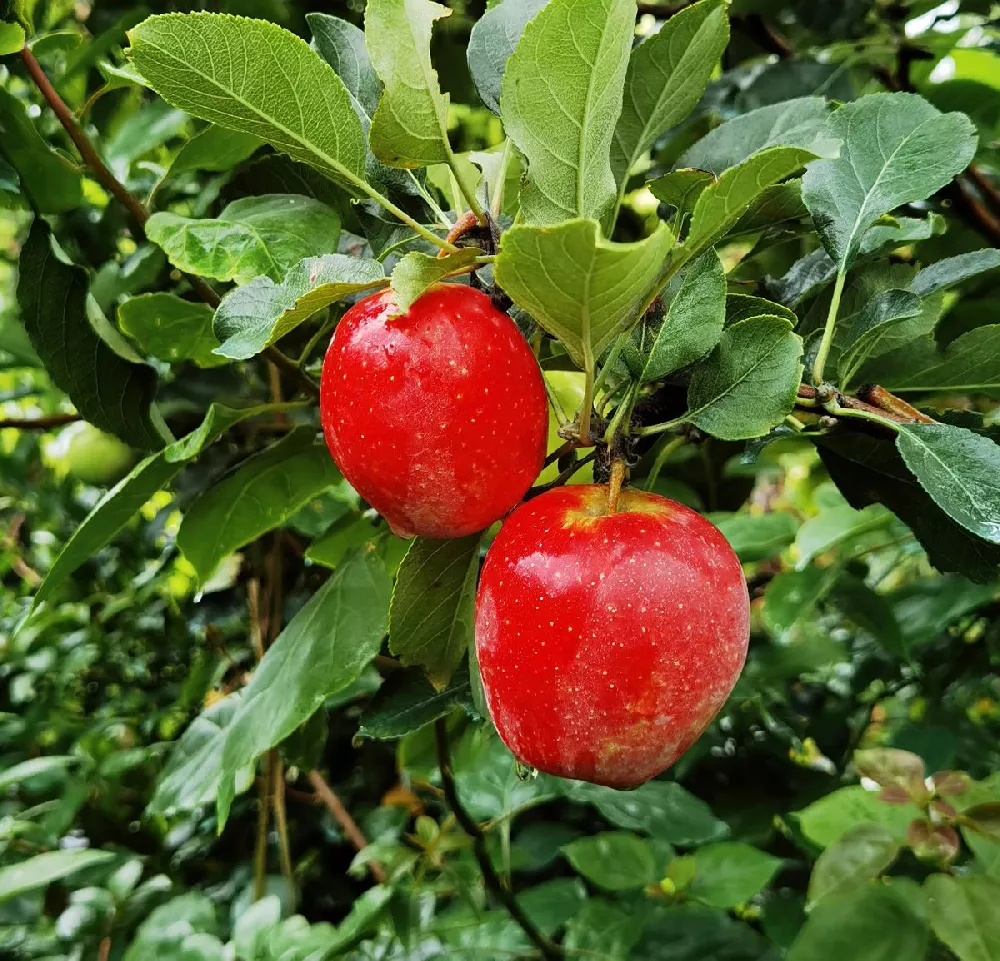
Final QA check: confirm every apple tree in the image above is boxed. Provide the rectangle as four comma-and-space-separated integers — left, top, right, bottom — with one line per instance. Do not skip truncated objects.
2, 0, 1000, 958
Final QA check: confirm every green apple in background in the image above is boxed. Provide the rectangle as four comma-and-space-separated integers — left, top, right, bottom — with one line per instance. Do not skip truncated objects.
59, 422, 139, 486
538, 370, 595, 484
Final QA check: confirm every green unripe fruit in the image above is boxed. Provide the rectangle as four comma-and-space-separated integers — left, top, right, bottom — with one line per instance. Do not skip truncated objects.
61, 423, 138, 486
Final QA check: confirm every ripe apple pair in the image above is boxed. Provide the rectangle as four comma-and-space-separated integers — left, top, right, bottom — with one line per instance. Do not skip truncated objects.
321, 284, 749, 789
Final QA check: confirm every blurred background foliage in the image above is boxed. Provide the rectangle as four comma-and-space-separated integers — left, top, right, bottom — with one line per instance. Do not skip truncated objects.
2, 0, 1000, 959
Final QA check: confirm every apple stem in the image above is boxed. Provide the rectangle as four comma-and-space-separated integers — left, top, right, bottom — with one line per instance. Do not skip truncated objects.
607, 458, 627, 514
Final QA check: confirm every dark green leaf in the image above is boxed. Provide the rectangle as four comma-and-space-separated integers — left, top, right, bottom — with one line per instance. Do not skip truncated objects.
895, 423, 1000, 545
807, 824, 900, 909
925, 874, 1000, 961
838, 289, 922, 388
788, 882, 928, 961
217, 550, 391, 827
0, 851, 115, 903
213, 254, 385, 361
307, 13, 381, 116
17, 221, 161, 450
118, 293, 223, 368
623, 250, 726, 383
648, 168, 714, 224
725, 294, 797, 327
679, 97, 833, 174
908, 249, 1000, 297
466, 0, 548, 115
762, 567, 835, 636
562, 779, 728, 846
176, 428, 342, 583
0, 88, 82, 213
710, 511, 797, 563
357, 666, 470, 740
163, 126, 264, 181
389, 534, 481, 689
684, 315, 803, 440
802, 93, 976, 271
564, 900, 644, 959
688, 842, 783, 908
633, 903, 772, 961
562, 832, 657, 891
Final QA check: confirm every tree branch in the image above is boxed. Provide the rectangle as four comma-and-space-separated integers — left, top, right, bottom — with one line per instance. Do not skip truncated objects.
433, 719, 562, 961
0, 414, 79, 429
19, 47, 320, 399
307, 770, 386, 884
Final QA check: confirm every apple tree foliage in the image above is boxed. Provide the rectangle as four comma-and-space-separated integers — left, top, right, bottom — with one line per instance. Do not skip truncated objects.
2, 0, 1000, 958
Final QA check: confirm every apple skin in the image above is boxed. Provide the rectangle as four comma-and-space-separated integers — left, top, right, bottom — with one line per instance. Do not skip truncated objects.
320, 284, 547, 539
474, 484, 750, 788
62, 423, 138, 486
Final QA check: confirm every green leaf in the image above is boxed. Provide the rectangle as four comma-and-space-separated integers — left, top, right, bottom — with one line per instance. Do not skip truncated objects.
925, 874, 1000, 961
563, 780, 727, 846
725, 294, 797, 327
0, 20, 24, 54
164, 126, 264, 181
306, 515, 385, 570
366, 0, 453, 170
177, 429, 342, 583
679, 97, 833, 175
0, 756, 78, 792
794, 786, 920, 849
710, 511, 797, 563
895, 423, 1000, 545
788, 882, 928, 961
213, 254, 386, 361
564, 900, 643, 959
466, 0, 548, 115
611, 0, 729, 188
562, 832, 657, 891
307, 13, 381, 116
623, 250, 726, 383
828, 573, 905, 657
390, 251, 483, 314
521, 878, 587, 935
818, 432, 1000, 583
500, 0, 635, 226
909, 249, 1000, 297
388, 534, 481, 689
495, 218, 674, 370
146, 194, 341, 286
147, 693, 241, 816
118, 293, 223, 368
356, 666, 470, 740
858, 324, 1000, 395
17, 222, 160, 450
217, 550, 391, 827
688, 842, 783, 909
453, 727, 559, 822
802, 93, 977, 271
684, 316, 803, 441
127, 13, 367, 196
0, 88, 82, 214
683, 146, 816, 262
762, 567, 836, 636
795, 503, 891, 566
634, 903, 770, 960
837, 289, 922, 387
648, 168, 714, 224
807, 825, 901, 909
28, 403, 297, 615
0, 850, 115, 903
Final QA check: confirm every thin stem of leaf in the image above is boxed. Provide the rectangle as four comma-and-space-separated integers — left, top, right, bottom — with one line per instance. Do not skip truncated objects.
592, 332, 628, 399
543, 377, 570, 426
410, 172, 454, 229
578, 343, 596, 447
433, 720, 562, 961
527, 450, 599, 498
448, 153, 486, 224
634, 416, 685, 438
490, 140, 514, 219
825, 399, 901, 433
296, 313, 338, 367
272, 754, 296, 909
645, 434, 687, 490
812, 267, 846, 386
254, 751, 274, 901
603, 381, 639, 445
357, 180, 459, 253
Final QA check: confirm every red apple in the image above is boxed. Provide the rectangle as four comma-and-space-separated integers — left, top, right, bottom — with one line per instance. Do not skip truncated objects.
475, 484, 750, 788
320, 284, 547, 539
